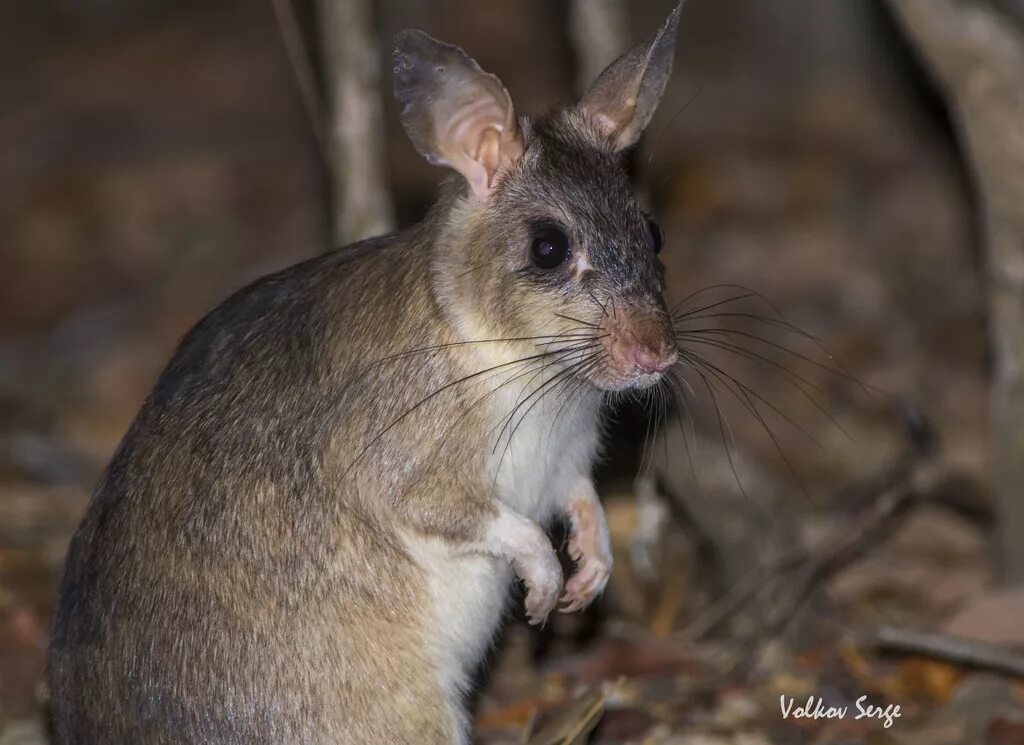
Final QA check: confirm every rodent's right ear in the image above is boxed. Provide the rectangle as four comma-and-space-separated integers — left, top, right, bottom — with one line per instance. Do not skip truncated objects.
393, 30, 524, 202
577, 0, 685, 151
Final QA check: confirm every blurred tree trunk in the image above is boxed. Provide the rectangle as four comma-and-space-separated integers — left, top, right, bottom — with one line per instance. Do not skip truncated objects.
569, 0, 629, 94
315, 0, 395, 246
887, 0, 1024, 580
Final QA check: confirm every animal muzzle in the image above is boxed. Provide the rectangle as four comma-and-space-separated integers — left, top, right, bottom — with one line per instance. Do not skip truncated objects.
600, 307, 678, 383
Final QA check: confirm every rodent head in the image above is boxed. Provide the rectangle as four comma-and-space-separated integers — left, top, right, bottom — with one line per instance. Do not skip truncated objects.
394, 2, 684, 392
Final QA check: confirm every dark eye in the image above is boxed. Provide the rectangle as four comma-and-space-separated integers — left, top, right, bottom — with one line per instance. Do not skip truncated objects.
647, 217, 664, 254
531, 226, 571, 269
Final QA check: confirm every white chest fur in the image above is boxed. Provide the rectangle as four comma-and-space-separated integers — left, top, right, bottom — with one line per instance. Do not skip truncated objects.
485, 383, 602, 522
402, 373, 602, 726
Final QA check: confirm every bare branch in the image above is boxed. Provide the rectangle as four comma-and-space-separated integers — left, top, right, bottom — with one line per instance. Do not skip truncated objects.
887, 0, 1024, 581
569, 0, 630, 94
271, 0, 330, 161
315, 0, 395, 246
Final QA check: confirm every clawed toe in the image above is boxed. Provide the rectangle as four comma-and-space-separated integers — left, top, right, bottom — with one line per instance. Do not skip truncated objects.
558, 560, 610, 613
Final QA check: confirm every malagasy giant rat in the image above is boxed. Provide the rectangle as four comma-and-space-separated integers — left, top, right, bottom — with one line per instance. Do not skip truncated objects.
49, 2, 684, 742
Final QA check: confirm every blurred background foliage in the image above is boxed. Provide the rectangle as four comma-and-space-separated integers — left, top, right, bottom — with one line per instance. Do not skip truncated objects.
2, 1, 1023, 743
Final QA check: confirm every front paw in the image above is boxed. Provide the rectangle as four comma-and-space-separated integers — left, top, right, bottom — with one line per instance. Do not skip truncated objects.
560, 552, 611, 613
517, 550, 563, 625
560, 492, 613, 613
483, 506, 564, 625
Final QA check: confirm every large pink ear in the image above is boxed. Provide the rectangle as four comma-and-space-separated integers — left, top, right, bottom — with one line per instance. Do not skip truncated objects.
394, 30, 524, 201
578, 0, 684, 150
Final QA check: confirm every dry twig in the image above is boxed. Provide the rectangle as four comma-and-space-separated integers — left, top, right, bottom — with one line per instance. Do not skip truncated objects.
872, 625, 1024, 680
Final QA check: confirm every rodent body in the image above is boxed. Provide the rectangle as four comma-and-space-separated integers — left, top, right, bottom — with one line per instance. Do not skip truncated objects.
50, 230, 601, 744
52, 241, 466, 742
49, 4, 685, 743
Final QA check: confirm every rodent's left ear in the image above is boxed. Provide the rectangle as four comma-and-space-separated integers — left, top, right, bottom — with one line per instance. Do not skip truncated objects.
394, 30, 524, 201
577, 0, 684, 151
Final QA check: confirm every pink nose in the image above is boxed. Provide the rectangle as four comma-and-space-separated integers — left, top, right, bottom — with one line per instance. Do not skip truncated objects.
627, 342, 677, 374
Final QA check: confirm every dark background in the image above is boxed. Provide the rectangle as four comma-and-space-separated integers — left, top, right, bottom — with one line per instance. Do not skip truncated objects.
1, 1, 1017, 743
